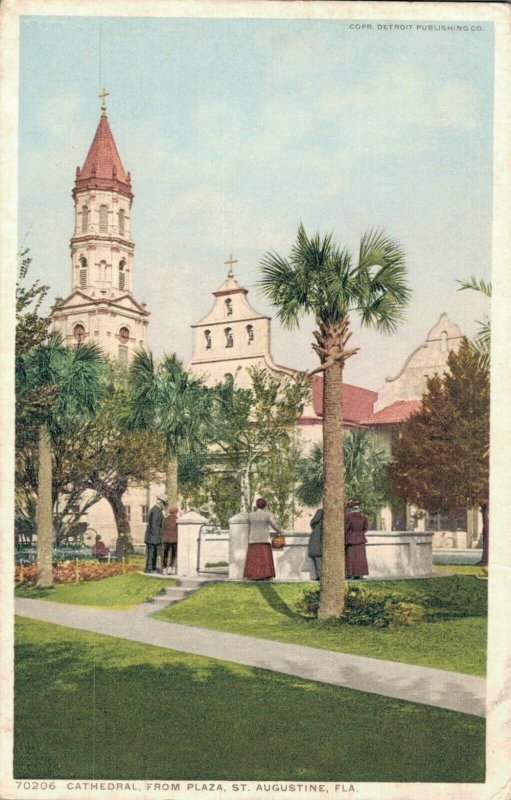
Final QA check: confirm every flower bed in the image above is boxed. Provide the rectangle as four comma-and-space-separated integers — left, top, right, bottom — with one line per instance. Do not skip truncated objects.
15, 560, 140, 585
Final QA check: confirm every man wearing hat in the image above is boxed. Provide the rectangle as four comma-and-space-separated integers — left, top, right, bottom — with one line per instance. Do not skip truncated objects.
345, 499, 369, 579
144, 493, 167, 573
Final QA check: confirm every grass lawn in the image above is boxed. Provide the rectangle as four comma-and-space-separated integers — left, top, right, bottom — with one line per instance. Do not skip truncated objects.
15, 573, 173, 608
155, 577, 487, 676
14, 617, 485, 782
434, 564, 487, 577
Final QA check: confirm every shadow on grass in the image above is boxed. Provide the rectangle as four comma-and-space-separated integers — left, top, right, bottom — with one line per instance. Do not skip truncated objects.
15, 618, 485, 783
256, 583, 299, 619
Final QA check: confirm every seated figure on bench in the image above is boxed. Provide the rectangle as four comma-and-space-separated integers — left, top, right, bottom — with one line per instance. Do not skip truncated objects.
92, 534, 109, 560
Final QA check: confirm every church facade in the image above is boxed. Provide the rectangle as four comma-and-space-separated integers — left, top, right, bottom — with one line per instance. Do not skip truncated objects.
49, 101, 480, 549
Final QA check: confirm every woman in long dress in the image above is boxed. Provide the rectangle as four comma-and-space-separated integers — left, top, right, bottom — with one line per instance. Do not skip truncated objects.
345, 498, 369, 579
243, 497, 282, 580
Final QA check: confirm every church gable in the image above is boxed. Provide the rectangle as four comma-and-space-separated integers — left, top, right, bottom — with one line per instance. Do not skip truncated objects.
374, 312, 464, 411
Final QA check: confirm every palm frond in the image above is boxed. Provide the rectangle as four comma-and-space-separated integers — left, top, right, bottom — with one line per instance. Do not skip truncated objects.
457, 276, 492, 297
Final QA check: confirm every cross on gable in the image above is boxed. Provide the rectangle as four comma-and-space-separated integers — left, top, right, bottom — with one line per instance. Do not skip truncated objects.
224, 254, 238, 276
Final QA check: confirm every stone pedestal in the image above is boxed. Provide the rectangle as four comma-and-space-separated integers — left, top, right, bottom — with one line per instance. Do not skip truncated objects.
228, 512, 249, 580
176, 511, 209, 578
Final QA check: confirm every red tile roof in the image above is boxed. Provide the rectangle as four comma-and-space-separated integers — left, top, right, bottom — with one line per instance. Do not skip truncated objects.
74, 113, 132, 198
311, 376, 377, 424
361, 400, 422, 425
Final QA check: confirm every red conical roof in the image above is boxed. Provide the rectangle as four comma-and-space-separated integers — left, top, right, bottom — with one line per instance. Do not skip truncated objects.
73, 112, 133, 199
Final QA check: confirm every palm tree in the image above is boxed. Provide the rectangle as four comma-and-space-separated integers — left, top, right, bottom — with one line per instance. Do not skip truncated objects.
457, 275, 491, 370
296, 430, 391, 525
260, 224, 409, 618
127, 350, 214, 505
20, 333, 104, 587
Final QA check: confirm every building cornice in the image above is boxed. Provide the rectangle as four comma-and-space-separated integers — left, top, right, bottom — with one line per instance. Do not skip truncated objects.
70, 235, 135, 249
191, 314, 270, 328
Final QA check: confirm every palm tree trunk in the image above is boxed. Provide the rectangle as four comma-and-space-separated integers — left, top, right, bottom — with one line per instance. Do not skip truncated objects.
166, 456, 178, 507
36, 423, 54, 588
318, 361, 345, 619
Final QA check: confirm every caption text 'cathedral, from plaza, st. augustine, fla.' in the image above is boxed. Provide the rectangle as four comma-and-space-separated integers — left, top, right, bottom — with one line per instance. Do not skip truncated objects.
51, 100, 481, 550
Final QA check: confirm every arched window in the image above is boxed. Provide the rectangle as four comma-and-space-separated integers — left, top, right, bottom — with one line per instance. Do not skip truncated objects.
99, 204, 108, 233
440, 331, 448, 352
118, 208, 125, 236
81, 205, 89, 233
225, 298, 233, 316
98, 260, 107, 282
119, 326, 130, 343
224, 327, 233, 348
79, 257, 87, 288
73, 324, 85, 343
119, 260, 126, 290
204, 330, 212, 350
246, 324, 254, 345
224, 373, 234, 385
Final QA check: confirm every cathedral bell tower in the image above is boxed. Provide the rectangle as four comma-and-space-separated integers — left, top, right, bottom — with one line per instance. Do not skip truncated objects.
52, 92, 149, 362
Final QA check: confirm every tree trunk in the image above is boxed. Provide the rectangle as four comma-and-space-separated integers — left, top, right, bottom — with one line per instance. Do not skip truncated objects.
36, 424, 54, 588
479, 502, 489, 566
106, 489, 131, 538
102, 486, 132, 558
166, 456, 178, 507
240, 459, 252, 512
318, 361, 345, 619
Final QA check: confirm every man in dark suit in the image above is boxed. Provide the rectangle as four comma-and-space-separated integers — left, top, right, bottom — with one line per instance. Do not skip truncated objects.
308, 508, 323, 580
144, 494, 167, 573
345, 498, 369, 579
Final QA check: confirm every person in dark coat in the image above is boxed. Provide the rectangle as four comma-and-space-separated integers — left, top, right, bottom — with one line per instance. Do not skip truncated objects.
162, 506, 178, 575
308, 508, 323, 580
344, 498, 369, 579
144, 494, 167, 573
92, 534, 109, 561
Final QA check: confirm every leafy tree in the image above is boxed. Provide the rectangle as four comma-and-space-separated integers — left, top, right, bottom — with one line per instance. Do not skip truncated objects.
58, 361, 165, 544
296, 429, 391, 525
127, 350, 214, 506
389, 340, 489, 564
17, 358, 165, 555
260, 224, 409, 618
180, 367, 309, 527
18, 333, 104, 586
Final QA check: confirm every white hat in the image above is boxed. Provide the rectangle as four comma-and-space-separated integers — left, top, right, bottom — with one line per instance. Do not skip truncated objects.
157, 493, 168, 504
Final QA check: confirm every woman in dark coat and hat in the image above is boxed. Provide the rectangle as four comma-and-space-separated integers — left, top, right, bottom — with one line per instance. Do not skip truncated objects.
344, 499, 369, 579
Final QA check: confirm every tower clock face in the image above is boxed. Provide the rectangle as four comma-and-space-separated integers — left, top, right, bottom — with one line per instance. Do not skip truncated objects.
119, 326, 130, 343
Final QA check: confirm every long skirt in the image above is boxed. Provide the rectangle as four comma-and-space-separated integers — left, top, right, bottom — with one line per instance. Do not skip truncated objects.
243, 542, 275, 580
345, 543, 369, 577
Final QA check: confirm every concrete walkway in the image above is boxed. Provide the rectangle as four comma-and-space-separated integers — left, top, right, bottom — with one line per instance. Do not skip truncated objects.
15, 595, 486, 718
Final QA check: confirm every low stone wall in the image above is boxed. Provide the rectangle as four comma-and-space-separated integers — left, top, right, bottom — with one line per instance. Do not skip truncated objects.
365, 532, 434, 578
176, 513, 435, 580
228, 514, 434, 581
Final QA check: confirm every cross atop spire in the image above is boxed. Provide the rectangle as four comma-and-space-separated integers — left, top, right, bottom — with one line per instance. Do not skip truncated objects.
99, 88, 109, 114
224, 254, 238, 278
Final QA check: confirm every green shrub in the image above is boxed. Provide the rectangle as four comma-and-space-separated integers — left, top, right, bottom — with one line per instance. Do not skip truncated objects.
296, 585, 424, 628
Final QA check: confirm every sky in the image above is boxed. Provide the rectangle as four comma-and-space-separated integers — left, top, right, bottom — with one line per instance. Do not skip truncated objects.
18, 13, 494, 391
